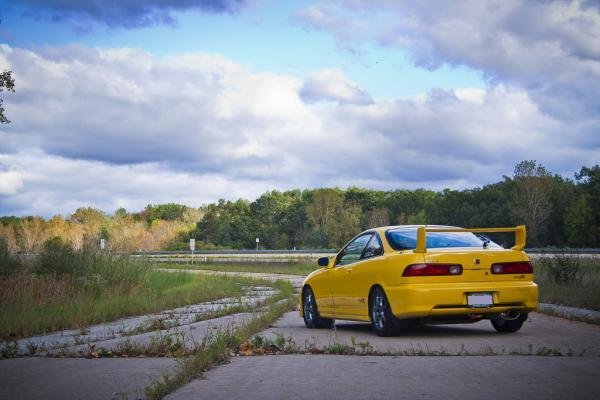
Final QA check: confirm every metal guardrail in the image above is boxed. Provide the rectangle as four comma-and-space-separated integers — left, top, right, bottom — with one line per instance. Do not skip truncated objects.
131, 249, 337, 256
131, 248, 600, 256
525, 248, 600, 254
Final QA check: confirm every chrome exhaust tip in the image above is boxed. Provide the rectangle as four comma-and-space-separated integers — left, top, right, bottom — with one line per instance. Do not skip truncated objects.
499, 309, 521, 321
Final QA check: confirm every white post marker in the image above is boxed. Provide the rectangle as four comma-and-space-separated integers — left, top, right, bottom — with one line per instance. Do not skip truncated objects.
256, 237, 259, 251
190, 238, 195, 265
100, 238, 105, 250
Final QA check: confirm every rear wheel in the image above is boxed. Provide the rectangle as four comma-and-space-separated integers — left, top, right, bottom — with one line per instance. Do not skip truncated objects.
370, 286, 398, 336
302, 287, 334, 329
491, 312, 528, 333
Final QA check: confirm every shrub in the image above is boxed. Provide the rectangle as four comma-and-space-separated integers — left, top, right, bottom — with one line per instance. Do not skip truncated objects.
539, 253, 583, 285
0, 237, 21, 277
37, 236, 79, 275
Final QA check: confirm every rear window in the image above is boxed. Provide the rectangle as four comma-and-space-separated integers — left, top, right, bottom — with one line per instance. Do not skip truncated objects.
385, 228, 501, 250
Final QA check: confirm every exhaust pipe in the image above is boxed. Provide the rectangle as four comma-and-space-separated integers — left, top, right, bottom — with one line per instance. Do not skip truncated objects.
499, 309, 521, 321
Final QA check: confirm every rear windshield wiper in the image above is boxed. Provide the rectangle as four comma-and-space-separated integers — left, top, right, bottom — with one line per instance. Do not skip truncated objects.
475, 233, 491, 248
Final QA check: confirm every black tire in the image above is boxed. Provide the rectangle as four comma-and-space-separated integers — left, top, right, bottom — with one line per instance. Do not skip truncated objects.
370, 286, 399, 336
302, 286, 334, 329
491, 312, 528, 333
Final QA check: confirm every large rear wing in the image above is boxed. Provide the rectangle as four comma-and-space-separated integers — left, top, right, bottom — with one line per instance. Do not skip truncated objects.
415, 225, 526, 253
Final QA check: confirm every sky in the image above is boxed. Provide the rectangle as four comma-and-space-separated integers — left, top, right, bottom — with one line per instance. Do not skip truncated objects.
0, 0, 598, 217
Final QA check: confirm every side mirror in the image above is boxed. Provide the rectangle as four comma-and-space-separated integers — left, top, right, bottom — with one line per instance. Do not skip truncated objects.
317, 256, 330, 268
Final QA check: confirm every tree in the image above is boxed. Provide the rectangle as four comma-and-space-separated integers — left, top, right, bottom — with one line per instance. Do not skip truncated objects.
512, 161, 554, 246
0, 70, 15, 124
568, 165, 600, 246
70, 207, 105, 241
17, 217, 48, 253
0, 224, 18, 254
365, 207, 390, 228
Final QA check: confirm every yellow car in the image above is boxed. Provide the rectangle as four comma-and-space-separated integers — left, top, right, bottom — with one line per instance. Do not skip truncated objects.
300, 225, 538, 336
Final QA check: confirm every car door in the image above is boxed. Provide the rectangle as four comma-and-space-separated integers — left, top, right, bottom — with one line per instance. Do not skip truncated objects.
344, 233, 385, 317
331, 233, 373, 317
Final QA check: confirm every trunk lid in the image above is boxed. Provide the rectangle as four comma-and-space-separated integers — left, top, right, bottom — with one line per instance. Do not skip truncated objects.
423, 247, 532, 283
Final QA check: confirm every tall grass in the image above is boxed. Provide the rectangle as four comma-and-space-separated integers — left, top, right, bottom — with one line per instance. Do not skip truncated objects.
0, 237, 259, 338
533, 255, 600, 311
159, 262, 318, 276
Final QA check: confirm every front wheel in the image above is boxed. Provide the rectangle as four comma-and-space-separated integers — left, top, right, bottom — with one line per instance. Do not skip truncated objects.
491, 312, 528, 333
302, 287, 334, 329
370, 287, 398, 336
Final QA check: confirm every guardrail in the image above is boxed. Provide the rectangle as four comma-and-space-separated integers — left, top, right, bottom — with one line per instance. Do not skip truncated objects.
525, 248, 600, 254
130, 249, 337, 256
132, 248, 600, 264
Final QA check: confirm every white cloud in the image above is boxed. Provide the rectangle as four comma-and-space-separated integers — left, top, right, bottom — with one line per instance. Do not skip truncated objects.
0, 170, 24, 195
0, 43, 598, 216
296, 1, 600, 120
300, 69, 373, 105
0, 150, 278, 216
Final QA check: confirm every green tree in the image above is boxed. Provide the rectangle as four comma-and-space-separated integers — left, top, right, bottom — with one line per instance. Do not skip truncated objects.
568, 165, 600, 246
143, 203, 187, 223
512, 161, 554, 246
70, 207, 105, 240
0, 70, 15, 124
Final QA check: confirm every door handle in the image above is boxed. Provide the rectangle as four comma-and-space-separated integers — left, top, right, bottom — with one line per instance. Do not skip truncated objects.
346, 268, 352, 273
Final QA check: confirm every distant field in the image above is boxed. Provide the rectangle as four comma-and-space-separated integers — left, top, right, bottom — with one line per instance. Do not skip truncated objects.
158, 262, 318, 276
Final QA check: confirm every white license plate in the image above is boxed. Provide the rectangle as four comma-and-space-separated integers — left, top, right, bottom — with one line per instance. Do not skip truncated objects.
467, 292, 493, 308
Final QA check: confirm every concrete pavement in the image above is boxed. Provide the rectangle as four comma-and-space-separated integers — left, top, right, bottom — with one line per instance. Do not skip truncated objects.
167, 354, 600, 400
260, 311, 600, 356
0, 357, 178, 400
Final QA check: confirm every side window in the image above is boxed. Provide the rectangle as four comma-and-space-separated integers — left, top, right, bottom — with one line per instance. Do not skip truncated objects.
362, 234, 383, 259
336, 234, 372, 266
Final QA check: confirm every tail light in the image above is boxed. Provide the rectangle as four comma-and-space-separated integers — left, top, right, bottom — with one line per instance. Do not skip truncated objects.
403, 263, 462, 277
491, 261, 532, 274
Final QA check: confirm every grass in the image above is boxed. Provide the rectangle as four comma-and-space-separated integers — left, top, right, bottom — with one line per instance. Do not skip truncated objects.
158, 262, 319, 276
144, 296, 298, 399
533, 256, 600, 311
0, 260, 274, 339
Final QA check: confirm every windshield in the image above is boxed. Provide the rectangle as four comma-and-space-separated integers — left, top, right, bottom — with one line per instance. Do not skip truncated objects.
385, 228, 502, 250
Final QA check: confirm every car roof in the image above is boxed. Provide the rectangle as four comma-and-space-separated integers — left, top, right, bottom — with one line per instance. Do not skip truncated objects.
374, 225, 460, 232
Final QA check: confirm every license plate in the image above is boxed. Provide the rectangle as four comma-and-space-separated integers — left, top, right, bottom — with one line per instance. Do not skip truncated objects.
467, 292, 493, 308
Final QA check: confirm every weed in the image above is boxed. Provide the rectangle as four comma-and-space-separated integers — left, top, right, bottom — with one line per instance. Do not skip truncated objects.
0, 341, 18, 358
538, 254, 583, 285
25, 341, 38, 355
144, 296, 297, 399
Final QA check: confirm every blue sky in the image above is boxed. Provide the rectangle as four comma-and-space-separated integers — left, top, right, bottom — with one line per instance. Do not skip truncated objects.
0, 0, 598, 216
0, 0, 485, 98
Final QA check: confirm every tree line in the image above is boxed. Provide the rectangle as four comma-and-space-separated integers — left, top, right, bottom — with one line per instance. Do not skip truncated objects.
0, 161, 598, 253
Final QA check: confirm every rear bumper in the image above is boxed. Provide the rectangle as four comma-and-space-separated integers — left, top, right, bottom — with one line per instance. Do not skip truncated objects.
385, 281, 538, 319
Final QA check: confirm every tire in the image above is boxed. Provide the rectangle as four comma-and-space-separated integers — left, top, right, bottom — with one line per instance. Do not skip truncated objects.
370, 286, 399, 336
491, 312, 528, 333
302, 286, 334, 329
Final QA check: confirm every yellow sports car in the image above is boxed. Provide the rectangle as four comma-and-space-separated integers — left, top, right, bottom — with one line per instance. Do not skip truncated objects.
300, 225, 538, 336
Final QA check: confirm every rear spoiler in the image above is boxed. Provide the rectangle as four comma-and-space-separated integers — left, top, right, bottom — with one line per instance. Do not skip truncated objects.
415, 225, 526, 253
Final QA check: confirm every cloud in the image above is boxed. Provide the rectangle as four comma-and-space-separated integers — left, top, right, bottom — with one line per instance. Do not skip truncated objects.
0, 150, 277, 216
0, 170, 24, 196
294, 1, 600, 120
0, 44, 598, 216
300, 69, 373, 105
14, 0, 247, 30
